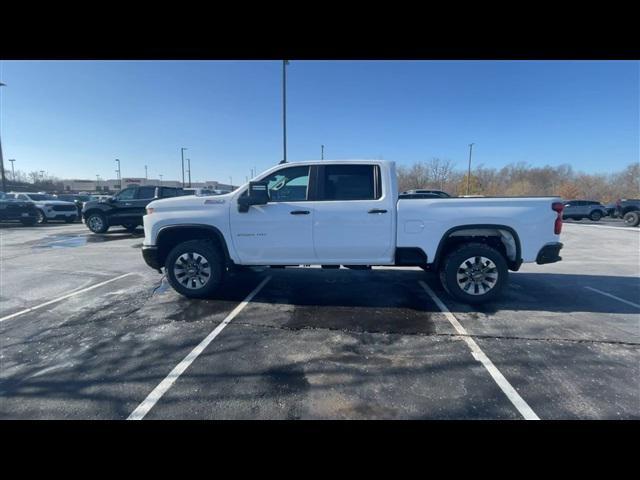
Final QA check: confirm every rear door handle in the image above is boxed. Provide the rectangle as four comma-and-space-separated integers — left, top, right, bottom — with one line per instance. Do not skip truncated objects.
290, 210, 310, 215
368, 209, 387, 214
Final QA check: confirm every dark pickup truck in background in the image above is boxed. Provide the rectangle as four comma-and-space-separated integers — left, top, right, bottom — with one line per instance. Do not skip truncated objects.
616, 199, 640, 226
0, 191, 38, 226
82, 185, 185, 233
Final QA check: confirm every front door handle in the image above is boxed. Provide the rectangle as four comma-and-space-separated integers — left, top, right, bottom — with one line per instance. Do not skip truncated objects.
368, 209, 387, 214
290, 210, 310, 215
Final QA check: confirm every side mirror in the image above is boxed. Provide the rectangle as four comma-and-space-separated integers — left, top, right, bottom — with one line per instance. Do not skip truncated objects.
238, 181, 269, 213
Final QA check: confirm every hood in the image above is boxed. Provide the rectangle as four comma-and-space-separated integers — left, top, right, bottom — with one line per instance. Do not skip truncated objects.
148, 192, 234, 211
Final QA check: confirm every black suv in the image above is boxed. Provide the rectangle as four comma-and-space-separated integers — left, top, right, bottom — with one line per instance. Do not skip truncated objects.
82, 185, 185, 233
0, 191, 38, 226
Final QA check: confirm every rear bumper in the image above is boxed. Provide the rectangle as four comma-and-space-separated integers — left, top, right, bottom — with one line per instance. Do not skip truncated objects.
142, 245, 162, 271
536, 242, 563, 265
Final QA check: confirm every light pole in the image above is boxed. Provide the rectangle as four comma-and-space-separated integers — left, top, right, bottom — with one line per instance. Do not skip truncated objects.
280, 60, 289, 164
96, 174, 100, 191
115, 159, 121, 189
144, 165, 148, 180
180, 147, 187, 187
187, 158, 191, 187
0, 82, 6, 193
8, 159, 16, 180
466, 143, 474, 196
321, 145, 324, 160
159, 174, 163, 186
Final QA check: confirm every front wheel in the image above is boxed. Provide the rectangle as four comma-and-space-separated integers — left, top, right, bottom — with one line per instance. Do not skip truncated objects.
35, 209, 47, 224
439, 243, 508, 304
123, 223, 139, 233
166, 240, 224, 298
86, 212, 109, 233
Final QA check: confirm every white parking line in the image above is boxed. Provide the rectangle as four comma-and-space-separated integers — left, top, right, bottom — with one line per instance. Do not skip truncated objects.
0, 273, 135, 323
127, 275, 272, 420
418, 281, 540, 420
584, 286, 640, 309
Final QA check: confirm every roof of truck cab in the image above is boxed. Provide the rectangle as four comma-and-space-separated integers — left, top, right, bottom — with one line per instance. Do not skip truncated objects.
280, 159, 393, 166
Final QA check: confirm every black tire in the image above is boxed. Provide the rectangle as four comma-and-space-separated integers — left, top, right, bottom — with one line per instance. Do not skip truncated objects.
85, 212, 109, 233
123, 223, 138, 233
321, 265, 340, 269
589, 210, 603, 221
35, 209, 47, 224
165, 240, 224, 298
20, 218, 37, 226
439, 243, 508, 304
344, 265, 372, 270
623, 211, 640, 227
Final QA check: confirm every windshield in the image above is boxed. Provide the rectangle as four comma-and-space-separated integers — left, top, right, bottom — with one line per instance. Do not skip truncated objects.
27, 194, 57, 201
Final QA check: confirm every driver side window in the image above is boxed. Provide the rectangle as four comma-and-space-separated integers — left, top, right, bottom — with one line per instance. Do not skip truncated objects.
264, 166, 310, 202
116, 188, 136, 201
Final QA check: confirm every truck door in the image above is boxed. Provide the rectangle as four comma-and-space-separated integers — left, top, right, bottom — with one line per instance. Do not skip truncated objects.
229, 165, 316, 264
311, 164, 394, 264
108, 187, 138, 225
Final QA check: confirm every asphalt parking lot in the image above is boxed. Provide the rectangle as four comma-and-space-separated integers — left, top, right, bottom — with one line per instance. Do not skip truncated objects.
1, 219, 638, 419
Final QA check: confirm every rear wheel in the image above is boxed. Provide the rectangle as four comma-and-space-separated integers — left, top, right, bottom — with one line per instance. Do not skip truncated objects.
86, 212, 109, 233
623, 211, 640, 227
123, 223, 138, 233
166, 240, 224, 298
589, 210, 602, 221
439, 243, 508, 304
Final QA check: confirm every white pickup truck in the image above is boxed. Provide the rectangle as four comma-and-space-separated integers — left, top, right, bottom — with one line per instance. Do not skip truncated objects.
142, 160, 564, 304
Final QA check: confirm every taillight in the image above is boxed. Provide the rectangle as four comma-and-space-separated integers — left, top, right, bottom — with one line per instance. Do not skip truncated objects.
552, 202, 563, 234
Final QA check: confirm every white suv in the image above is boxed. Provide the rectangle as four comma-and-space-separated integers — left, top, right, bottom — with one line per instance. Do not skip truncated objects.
8, 192, 78, 224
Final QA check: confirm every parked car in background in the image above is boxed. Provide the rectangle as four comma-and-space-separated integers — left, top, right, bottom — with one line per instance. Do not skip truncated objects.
55, 193, 92, 219
82, 185, 185, 233
183, 188, 218, 196
615, 199, 640, 226
6, 192, 77, 224
603, 203, 618, 217
0, 191, 39, 226
562, 200, 607, 221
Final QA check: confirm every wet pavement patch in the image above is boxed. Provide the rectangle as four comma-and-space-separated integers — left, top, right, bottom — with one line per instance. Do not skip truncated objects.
31, 233, 143, 249
255, 269, 438, 335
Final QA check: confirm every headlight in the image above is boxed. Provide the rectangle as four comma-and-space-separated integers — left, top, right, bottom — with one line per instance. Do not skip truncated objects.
146, 207, 154, 215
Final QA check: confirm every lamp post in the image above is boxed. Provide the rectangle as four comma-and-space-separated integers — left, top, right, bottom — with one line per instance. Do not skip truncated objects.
187, 158, 191, 187
144, 165, 148, 180
8, 158, 16, 180
115, 159, 121, 190
466, 143, 474, 196
0, 82, 6, 193
321, 145, 324, 160
280, 60, 289, 164
96, 174, 100, 191
180, 147, 187, 187
159, 174, 163, 186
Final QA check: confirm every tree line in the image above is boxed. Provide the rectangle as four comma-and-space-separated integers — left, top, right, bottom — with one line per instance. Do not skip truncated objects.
397, 159, 639, 202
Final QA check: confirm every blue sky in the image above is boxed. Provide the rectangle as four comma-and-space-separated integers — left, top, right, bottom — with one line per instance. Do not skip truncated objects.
1, 60, 638, 184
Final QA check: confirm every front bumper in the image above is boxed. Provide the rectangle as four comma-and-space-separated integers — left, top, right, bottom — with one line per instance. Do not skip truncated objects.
536, 242, 563, 265
142, 245, 162, 271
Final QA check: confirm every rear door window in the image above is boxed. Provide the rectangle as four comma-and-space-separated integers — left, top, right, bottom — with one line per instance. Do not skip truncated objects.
320, 165, 381, 201
136, 187, 156, 199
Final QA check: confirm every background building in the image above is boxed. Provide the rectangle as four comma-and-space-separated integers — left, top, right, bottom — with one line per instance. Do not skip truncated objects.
61, 178, 236, 193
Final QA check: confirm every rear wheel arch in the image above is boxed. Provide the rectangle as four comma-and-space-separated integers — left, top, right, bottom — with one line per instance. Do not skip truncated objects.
432, 224, 521, 271
156, 225, 232, 268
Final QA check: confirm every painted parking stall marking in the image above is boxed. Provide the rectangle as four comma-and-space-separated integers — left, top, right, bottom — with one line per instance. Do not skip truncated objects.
0, 273, 135, 323
419, 280, 540, 420
128, 275, 272, 420
584, 286, 640, 309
